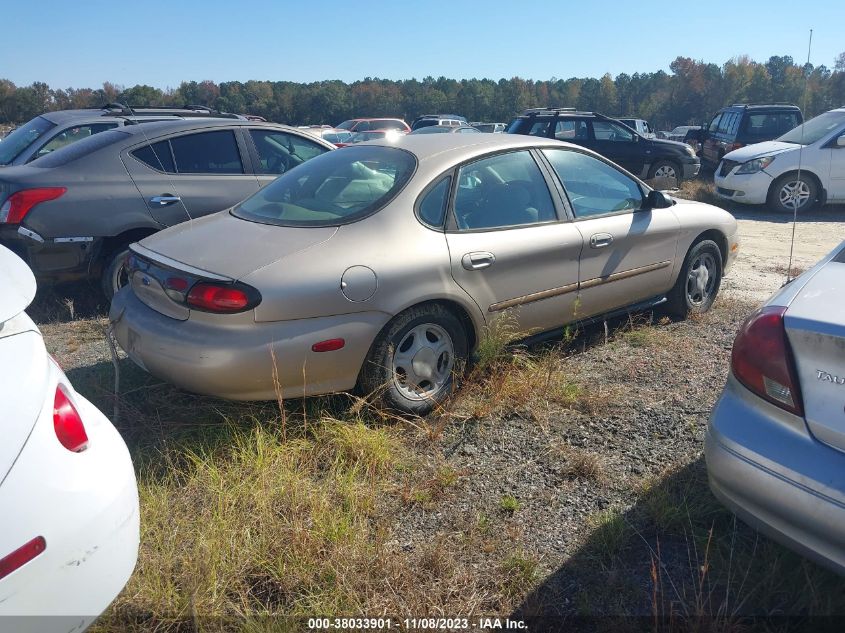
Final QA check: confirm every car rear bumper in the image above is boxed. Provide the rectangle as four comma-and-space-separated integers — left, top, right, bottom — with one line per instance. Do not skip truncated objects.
0, 225, 99, 282
109, 286, 391, 400
713, 170, 772, 205
705, 374, 845, 575
0, 373, 139, 627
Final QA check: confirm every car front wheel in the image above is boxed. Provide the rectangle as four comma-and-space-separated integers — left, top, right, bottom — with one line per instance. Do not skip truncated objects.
359, 304, 468, 415
648, 160, 682, 186
768, 173, 818, 214
664, 239, 723, 318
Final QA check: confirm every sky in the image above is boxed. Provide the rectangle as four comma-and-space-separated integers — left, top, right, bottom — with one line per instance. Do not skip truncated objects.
3, 0, 844, 90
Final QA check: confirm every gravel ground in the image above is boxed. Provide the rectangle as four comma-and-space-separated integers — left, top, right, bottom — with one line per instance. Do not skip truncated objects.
32, 199, 845, 624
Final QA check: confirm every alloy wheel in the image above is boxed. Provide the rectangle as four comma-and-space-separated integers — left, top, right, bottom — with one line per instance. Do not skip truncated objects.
391, 323, 455, 401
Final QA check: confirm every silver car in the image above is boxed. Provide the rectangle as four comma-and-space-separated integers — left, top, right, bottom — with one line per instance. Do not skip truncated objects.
706, 242, 845, 574
110, 134, 739, 414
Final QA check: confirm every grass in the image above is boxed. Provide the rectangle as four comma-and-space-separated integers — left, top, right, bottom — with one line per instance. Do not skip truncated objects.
33, 282, 843, 630
675, 179, 723, 206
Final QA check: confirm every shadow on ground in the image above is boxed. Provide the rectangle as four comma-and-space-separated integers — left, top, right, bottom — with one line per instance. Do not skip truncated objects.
511, 458, 845, 633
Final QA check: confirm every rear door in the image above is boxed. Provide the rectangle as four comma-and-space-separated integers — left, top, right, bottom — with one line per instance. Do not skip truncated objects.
541, 148, 680, 318
122, 127, 260, 227
702, 112, 723, 166
785, 257, 845, 451
444, 149, 584, 334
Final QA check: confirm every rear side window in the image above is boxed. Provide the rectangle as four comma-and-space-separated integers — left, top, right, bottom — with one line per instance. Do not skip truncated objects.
417, 176, 451, 228
170, 130, 244, 174
132, 140, 175, 173
743, 112, 800, 138
34, 130, 129, 168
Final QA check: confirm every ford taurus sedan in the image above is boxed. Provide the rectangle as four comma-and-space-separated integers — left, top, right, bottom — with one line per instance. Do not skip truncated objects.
706, 241, 845, 574
110, 134, 739, 414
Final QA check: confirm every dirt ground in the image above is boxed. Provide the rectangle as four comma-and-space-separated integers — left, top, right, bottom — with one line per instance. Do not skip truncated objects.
723, 204, 845, 302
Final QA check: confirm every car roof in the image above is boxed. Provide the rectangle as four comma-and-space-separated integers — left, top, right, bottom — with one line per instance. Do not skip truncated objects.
359, 131, 567, 163
720, 103, 801, 111
115, 118, 307, 138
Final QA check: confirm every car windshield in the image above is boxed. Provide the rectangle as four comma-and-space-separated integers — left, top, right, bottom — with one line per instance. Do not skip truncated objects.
324, 131, 352, 144
777, 110, 845, 145
0, 116, 55, 165
232, 145, 416, 227
348, 131, 387, 143
336, 120, 355, 130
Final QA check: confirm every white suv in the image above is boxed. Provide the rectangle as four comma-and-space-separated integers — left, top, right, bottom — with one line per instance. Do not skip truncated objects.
714, 107, 845, 213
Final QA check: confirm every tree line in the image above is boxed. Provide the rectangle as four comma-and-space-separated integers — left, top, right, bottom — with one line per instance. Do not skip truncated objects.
2, 54, 844, 129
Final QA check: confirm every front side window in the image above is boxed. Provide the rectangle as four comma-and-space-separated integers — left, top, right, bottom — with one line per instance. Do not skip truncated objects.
543, 149, 643, 219
232, 145, 416, 227
453, 151, 557, 230
33, 123, 118, 159
0, 116, 55, 165
170, 130, 244, 174
250, 129, 329, 175
527, 120, 552, 137
592, 121, 634, 142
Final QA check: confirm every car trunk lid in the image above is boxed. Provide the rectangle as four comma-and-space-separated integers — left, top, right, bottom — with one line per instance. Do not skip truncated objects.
0, 247, 47, 488
136, 210, 337, 280
785, 258, 845, 452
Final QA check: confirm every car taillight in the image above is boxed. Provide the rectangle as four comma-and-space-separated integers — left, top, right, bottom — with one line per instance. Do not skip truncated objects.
731, 306, 803, 416
0, 187, 66, 224
53, 385, 89, 452
186, 282, 260, 313
729, 142, 743, 152
0, 537, 46, 581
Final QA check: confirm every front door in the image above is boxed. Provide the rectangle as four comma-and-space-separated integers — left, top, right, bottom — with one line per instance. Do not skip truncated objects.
827, 131, 845, 200
246, 128, 331, 188
122, 128, 260, 227
445, 149, 583, 336
540, 147, 680, 318
589, 120, 645, 177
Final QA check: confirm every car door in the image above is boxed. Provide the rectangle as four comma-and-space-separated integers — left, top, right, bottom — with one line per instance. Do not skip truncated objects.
246, 128, 332, 188
540, 148, 680, 319
122, 127, 260, 227
825, 128, 845, 200
444, 149, 584, 335
588, 120, 645, 177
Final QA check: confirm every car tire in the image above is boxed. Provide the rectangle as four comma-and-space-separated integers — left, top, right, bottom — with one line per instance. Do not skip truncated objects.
101, 246, 131, 301
767, 172, 818, 214
359, 304, 468, 415
648, 160, 682, 186
664, 239, 723, 318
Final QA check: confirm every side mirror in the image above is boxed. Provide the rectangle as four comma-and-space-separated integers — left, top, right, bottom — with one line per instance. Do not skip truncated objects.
645, 189, 674, 209
837, 134, 845, 148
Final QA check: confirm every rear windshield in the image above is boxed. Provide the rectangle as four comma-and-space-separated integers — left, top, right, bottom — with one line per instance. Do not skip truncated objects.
32, 130, 129, 168
232, 145, 416, 227
778, 110, 845, 145
0, 116, 55, 165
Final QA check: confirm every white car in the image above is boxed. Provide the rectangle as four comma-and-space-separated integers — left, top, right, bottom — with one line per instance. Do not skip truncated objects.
0, 246, 139, 631
714, 107, 845, 213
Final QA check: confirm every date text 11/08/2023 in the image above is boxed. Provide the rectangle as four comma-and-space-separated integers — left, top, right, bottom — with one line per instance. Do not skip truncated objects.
307, 617, 527, 630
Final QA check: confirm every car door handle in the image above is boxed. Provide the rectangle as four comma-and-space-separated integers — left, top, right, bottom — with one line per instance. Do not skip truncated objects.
590, 233, 614, 249
461, 251, 496, 271
150, 195, 182, 206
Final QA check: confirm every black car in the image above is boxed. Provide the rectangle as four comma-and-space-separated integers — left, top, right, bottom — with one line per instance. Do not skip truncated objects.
0, 119, 334, 297
507, 108, 700, 184
695, 103, 802, 170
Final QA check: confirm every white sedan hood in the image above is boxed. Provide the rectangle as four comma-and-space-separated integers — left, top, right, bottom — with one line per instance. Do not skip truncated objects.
723, 140, 797, 163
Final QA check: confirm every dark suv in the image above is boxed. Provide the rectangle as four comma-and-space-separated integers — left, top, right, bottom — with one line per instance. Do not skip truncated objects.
697, 103, 802, 169
0, 119, 334, 297
0, 103, 245, 168
507, 108, 700, 184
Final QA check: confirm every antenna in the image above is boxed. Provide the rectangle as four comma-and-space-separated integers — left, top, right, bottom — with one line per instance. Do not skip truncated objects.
785, 29, 813, 284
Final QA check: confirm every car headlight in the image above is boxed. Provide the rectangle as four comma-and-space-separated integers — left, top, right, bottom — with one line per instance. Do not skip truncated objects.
685, 144, 697, 157
735, 156, 775, 174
